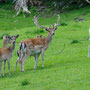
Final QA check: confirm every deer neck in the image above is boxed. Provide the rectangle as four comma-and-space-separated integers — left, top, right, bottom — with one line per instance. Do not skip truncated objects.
9, 42, 15, 52
46, 33, 53, 45
3, 40, 7, 48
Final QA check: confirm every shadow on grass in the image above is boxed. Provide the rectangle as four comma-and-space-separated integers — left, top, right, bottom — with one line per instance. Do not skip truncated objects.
71, 40, 80, 44
0, 61, 70, 79
21, 79, 30, 86
1, 57, 89, 79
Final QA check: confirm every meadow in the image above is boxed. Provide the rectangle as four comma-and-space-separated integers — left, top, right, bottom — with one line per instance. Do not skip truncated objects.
0, 4, 90, 90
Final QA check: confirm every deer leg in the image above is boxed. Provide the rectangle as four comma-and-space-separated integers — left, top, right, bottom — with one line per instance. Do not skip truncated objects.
21, 54, 28, 72
21, 61, 25, 72
14, 57, 20, 72
3, 60, 6, 76
34, 54, 40, 69
7, 60, 11, 76
15, 50, 25, 71
42, 50, 45, 68
0, 62, 2, 77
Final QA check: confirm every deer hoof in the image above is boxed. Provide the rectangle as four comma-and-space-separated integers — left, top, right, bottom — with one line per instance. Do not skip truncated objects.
21, 70, 24, 72
34, 67, 36, 69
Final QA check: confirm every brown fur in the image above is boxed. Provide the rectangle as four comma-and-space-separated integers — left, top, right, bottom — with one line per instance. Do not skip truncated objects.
0, 35, 19, 77
0, 48, 12, 61
21, 38, 45, 45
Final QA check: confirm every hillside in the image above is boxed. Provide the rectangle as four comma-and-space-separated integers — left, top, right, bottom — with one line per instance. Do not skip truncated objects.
0, 5, 90, 90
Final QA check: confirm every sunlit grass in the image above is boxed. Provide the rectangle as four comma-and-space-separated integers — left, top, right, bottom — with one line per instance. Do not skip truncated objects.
0, 5, 90, 90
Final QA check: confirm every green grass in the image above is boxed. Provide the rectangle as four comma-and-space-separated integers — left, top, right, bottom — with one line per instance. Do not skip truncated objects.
0, 5, 90, 90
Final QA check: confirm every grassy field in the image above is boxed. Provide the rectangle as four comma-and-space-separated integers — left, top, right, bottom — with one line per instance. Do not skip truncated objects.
0, 4, 90, 90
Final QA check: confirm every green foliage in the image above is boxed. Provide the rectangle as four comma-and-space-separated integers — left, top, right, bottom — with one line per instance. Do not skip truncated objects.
71, 40, 80, 44
61, 22, 68, 26
44, 0, 89, 11
25, 29, 44, 35
21, 79, 30, 86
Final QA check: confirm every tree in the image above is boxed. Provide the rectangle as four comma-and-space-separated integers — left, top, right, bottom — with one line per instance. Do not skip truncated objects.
0, 0, 6, 3
86, 0, 90, 4
14, 0, 31, 17
13, 0, 89, 17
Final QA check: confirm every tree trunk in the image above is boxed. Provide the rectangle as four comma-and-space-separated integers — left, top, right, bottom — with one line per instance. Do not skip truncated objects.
0, 0, 6, 3
14, 0, 31, 17
86, 0, 90, 4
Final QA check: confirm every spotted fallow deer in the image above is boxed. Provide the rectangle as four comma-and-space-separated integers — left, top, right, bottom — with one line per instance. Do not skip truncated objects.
0, 35, 19, 77
15, 15, 60, 72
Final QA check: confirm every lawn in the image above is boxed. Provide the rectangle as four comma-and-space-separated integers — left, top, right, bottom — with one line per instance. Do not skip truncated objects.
0, 4, 90, 90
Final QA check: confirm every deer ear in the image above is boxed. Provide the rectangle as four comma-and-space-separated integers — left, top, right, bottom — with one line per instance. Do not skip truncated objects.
8, 36, 11, 39
16, 34, 19, 38
45, 28, 49, 31
45, 28, 50, 32
3, 36, 6, 40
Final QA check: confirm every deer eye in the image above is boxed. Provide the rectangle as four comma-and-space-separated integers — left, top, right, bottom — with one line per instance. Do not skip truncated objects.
45, 28, 49, 31
16, 34, 19, 38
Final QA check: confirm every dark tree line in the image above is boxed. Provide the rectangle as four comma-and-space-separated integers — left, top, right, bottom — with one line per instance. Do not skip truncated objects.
0, 0, 89, 17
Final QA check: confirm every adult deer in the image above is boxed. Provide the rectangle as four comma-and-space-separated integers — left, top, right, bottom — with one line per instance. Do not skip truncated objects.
0, 35, 19, 77
15, 15, 60, 72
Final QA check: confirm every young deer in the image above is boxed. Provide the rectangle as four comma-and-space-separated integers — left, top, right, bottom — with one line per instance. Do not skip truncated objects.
15, 15, 60, 72
0, 35, 19, 77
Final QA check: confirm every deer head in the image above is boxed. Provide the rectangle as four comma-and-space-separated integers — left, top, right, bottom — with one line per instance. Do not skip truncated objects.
9, 35, 19, 51
10, 34, 19, 42
3, 35, 19, 43
34, 14, 60, 36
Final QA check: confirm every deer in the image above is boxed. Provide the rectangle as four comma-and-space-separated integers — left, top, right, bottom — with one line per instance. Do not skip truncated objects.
14, 15, 60, 72
0, 35, 19, 77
